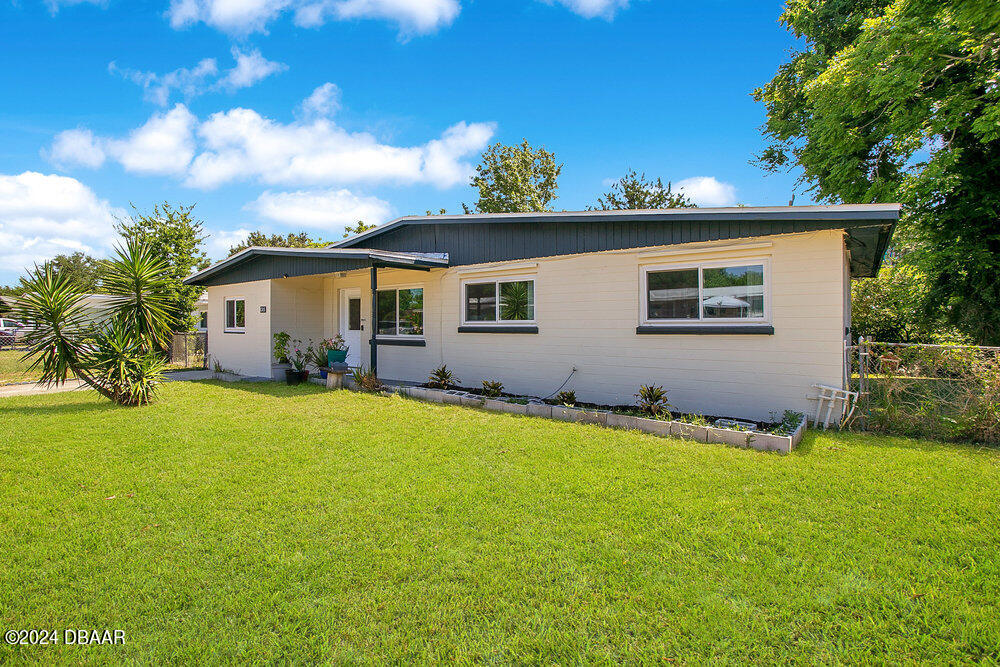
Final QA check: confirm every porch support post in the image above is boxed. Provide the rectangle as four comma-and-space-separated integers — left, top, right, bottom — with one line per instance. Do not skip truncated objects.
369, 264, 378, 377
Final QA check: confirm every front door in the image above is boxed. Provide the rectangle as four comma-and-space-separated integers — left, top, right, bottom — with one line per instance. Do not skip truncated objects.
340, 288, 363, 368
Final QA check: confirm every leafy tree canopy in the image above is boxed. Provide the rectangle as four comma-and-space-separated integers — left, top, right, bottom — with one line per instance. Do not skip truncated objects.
228, 231, 329, 256
592, 169, 695, 210
754, 0, 1000, 343
464, 140, 562, 214
851, 264, 963, 343
115, 203, 209, 335
342, 221, 377, 238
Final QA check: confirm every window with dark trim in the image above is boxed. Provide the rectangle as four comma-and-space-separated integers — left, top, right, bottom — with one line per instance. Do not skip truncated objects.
644, 263, 766, 323
463, 278, 535, 324
376, 287, 423, 336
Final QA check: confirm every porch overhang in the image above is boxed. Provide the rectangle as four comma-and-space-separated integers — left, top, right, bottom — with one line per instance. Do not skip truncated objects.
183, 247, 449, 287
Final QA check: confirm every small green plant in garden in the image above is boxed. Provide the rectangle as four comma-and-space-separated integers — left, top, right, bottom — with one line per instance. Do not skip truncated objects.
678, 413, 709, 426
556, 390, 576, 406
287, 339, 313, 372
272, 332, 291, 363
310, 345, 328, 370
324, 334, 348, 352
770, 410, 804, 436
351, 366, 384, 393
481, 379, 504, 398
428, 365, 458, 389
635, 384, 673, 417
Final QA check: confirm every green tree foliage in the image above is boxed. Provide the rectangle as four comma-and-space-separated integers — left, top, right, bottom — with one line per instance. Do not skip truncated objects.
464, 140, 562, 213
115, 203, 209, 335
228, 231, 329, 255
851, 264, 961, 343
49, 252, 103, 292
754, 0, 1000, 343
14, 239, 171, 406
592, 169, 695, 210
342, 221, 377, 238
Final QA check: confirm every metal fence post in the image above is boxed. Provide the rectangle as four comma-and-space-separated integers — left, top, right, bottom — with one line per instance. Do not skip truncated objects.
857, 336, 869, 430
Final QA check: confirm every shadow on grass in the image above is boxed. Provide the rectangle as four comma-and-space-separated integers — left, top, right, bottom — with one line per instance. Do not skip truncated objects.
0, 399, 116, 419
796, 428, 1000, 457
185, 379, 332, 400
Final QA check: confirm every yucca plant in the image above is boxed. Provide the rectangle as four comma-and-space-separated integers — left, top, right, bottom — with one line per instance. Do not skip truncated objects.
481, 379, 504, 398
351, 366, 384, 393
15, 238, 173, 406
427, 364, 458, 389
635, 384, 673, 417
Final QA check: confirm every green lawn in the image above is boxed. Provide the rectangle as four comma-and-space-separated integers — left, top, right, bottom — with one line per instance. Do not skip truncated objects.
1, 382, 999, 663
0, 350, 34, 385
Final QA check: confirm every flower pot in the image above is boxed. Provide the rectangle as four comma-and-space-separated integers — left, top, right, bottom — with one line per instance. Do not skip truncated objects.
327, 349, 348, 365
319, 369, 328, 379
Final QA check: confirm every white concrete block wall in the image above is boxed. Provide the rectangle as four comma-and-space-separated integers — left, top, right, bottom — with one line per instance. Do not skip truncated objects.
372, 229, 848, 421
205, 279, 272, 377
205, 229, 849, 422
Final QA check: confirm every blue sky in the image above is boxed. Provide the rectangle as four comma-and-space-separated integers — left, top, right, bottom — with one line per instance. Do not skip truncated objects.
0, 0, 804, 285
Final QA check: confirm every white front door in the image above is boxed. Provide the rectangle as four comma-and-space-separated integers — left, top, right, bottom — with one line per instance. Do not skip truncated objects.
340, 288, 363, 368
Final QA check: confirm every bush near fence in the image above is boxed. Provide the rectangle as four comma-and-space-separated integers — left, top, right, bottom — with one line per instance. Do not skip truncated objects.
850, 340, 1000, 444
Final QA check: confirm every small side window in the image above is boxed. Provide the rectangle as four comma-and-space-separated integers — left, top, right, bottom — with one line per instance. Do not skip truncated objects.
224, 298, 245, 332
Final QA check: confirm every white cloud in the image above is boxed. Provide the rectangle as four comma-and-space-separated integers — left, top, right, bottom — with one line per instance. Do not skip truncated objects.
105, 105, 198, 175
43, 0, 104, 14
206, 227, 253, 257
675, 176, 738, 207
217, 47, 288, 90
298, 82, 341, 119
110, 49, 284, 107
0, 172, 121, 273
167, 0, 459, 35
246, 188, 392, 228
548, 0, 629, 19
110, 58, 218, 106
49, 90, 494, 190
47, 129, 106, 168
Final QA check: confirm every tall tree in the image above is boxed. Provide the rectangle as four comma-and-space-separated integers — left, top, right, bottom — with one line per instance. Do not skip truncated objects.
592, 169, 695, 210
49, 252, 103, 292
228, 231, 329, 256
754, 0, 1000, 343
115, 203, 209, 335
463, 140, 562, 213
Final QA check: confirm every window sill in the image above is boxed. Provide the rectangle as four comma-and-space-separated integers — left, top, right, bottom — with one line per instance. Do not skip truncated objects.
458, 325, 539, 334
374, 337, 426, 347
223, 329, 246, 334
636, 324, 774, 335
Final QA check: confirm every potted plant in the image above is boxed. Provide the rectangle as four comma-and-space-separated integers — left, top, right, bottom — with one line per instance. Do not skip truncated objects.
285, 339, 313, 385
311, 343, 329, 379
272, 331, 292, 381
325, 334, 349, 365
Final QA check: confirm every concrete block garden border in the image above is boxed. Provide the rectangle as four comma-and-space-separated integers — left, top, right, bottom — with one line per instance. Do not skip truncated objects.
394, 386, 807, 454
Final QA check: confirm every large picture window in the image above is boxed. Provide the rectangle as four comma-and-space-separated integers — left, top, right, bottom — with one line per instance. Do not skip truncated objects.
464, 278, 535, 323
224, 297, 245, 332
645, 262, 766, 322
377, 287, 424, 336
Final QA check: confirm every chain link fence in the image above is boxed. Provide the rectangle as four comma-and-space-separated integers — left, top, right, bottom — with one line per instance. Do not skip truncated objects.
168, 332, 208, 370
847, 338, 1000, 444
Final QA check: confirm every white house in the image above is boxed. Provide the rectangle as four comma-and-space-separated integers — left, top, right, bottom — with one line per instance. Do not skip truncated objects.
184, 205, 897, 421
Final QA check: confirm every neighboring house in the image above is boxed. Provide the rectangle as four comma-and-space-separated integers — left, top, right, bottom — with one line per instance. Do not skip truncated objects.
194, 293, 209, 332
183, 205, 897, 421
7, 293, 210, 332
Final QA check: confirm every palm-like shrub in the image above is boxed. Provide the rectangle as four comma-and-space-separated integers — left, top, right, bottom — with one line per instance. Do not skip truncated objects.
555, 390, 576, 406
351, 366, 384, 393
427, 364, 458, 389
481, 379, 504, 398
635, 384, 673, 417
15, 239, 173, 406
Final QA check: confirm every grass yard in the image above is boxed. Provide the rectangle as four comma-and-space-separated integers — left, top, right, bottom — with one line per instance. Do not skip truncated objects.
2, 382, 999, 663
0, 350, 35, 385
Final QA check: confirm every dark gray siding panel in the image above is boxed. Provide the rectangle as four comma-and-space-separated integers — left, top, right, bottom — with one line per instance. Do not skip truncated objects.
199, 256, 373, 287
353, 218, 892, 275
